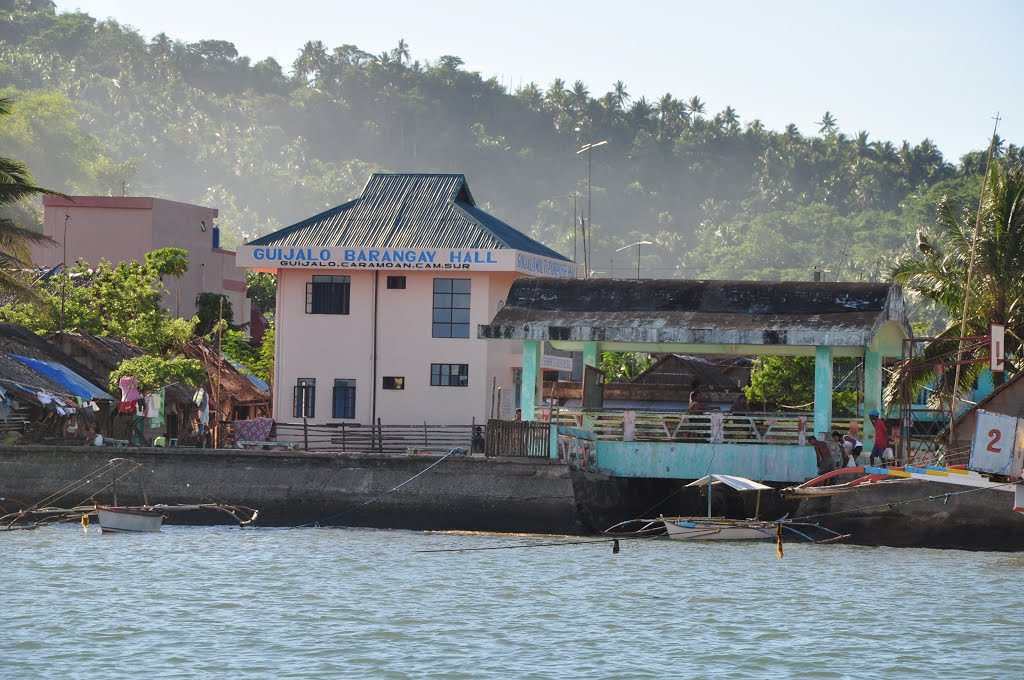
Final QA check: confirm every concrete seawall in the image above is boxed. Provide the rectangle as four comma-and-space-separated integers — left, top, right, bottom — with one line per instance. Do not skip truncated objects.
0, 445, 678, 534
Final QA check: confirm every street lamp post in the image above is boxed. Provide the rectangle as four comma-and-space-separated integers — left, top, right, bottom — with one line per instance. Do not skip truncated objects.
576, 139, 607, 279
616, 240, 653, 280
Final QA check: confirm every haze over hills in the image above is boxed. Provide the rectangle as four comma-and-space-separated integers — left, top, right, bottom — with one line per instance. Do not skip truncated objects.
0, 1, 1018, 284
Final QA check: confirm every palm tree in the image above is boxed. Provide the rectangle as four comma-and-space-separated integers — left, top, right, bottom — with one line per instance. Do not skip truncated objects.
687, 96, 706, 119
393, 39, 410, 65
293, 40, 328, 85
0, 97, 61, 296
817, 111, 838, 135
612, 80, 630, 110
890, 159, 1024, 391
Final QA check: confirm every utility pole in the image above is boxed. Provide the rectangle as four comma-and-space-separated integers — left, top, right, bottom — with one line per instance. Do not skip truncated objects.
577, 140, 608, 278
572, 193, 578, 267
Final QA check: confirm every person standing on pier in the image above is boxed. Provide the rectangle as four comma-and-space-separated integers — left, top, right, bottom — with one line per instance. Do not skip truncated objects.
869, 410, 889, 466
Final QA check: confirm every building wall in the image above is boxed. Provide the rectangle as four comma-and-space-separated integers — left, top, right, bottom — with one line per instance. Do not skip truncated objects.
273, 268, 520, 426
37, 198, 156, 270
36, 197, 248, 323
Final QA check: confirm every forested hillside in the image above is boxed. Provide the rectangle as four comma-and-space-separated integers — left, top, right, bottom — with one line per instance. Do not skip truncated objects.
1, 0, 1019, 284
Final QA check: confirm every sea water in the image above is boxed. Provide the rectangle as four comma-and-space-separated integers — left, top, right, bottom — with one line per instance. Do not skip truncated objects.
3, 525, 1023, 679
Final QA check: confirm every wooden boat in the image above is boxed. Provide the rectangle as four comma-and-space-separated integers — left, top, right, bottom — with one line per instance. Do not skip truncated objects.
1, 458, 258, 532
96, 506, 164, 533
605, 473, 852, 544
661, 516, 777, 540
660, 474, 777, 540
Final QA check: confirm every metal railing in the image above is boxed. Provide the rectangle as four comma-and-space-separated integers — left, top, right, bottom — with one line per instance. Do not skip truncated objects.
272, 421, 475, 454
548, 409, 860, 445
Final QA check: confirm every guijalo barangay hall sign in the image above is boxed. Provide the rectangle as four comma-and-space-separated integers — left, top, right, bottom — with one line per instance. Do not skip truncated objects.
236, 245, 578, 278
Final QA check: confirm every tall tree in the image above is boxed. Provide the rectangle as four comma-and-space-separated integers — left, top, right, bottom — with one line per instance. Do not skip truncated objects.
890, 159, 1024, 389
817, 111, 838, 135
0, 96, 60, 297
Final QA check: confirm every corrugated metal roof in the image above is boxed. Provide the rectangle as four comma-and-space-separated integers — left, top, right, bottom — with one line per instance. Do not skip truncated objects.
249, 173, 570, 261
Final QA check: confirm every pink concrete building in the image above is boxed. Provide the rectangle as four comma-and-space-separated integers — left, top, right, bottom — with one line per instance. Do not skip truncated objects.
237, 173, 577, 427
34, 196, 249, 322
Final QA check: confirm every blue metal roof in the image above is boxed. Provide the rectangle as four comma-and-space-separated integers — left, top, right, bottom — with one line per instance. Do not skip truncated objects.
249, 173, 570, 262
10, 354, 114, 400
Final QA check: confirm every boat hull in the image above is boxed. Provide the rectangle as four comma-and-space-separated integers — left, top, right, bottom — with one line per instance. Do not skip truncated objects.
97, 507, 164, 533
662, 517, 777, 541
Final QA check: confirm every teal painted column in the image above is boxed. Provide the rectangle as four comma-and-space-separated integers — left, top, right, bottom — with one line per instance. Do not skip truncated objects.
581, 341, 599, 431
582, 342, 599, 370
813, 345, 834, 439
522, 339, 541, 421
863, 350, 882, 448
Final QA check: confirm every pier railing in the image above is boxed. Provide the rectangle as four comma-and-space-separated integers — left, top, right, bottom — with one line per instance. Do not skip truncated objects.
547, 409, 860, 445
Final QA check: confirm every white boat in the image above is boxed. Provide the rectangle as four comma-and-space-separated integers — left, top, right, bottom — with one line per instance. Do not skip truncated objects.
662, 474, 778, 541
1, 458, 258, 533
661, 516, 778, 541
96, 506, 165, 533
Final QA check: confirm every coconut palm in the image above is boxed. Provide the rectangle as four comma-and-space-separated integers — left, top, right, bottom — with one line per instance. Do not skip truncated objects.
0, 97, 61, 297
817, 111, 838, 135
890, 159, 1024, 391
612, 80, 630, 110
393, 39, 410, 65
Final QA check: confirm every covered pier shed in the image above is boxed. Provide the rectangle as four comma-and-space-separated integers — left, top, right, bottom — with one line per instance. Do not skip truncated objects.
479, 278, 911, 482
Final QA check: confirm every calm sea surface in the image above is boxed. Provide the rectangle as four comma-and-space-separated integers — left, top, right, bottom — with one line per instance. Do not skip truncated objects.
3, 524, 1023, 679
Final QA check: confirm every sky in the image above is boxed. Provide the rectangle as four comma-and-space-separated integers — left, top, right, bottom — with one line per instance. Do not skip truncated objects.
54, 0, 1023, 161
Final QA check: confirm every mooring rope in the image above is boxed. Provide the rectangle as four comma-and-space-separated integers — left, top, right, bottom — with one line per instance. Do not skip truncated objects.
292, 447, 462, 528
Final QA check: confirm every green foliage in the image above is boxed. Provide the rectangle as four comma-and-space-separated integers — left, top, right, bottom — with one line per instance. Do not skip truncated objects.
254, 322, 275, 384
0, 2, 1019, 298
0, 253, 197, 352
745, 356, 858, 414
246, 271, 276, 315
0, 94, 62, 296
219, 328, 258, 374
194, 292, 234, 336
891, 158, 1024, 394
600, 351, 653, 382
109, 355, 205, 393
145, 247, 189, 278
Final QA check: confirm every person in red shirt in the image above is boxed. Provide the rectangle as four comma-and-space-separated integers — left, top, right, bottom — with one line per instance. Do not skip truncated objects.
869, 410, 889, 466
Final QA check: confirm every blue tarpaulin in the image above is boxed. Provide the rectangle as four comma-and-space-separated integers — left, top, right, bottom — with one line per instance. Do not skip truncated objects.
225, 356, 271, 393
10, 354, 114, 400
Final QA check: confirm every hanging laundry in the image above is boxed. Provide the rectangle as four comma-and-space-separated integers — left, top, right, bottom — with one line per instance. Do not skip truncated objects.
119, 376, 142, 403
145, 388, 165, 428
194, 387, 210, 426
